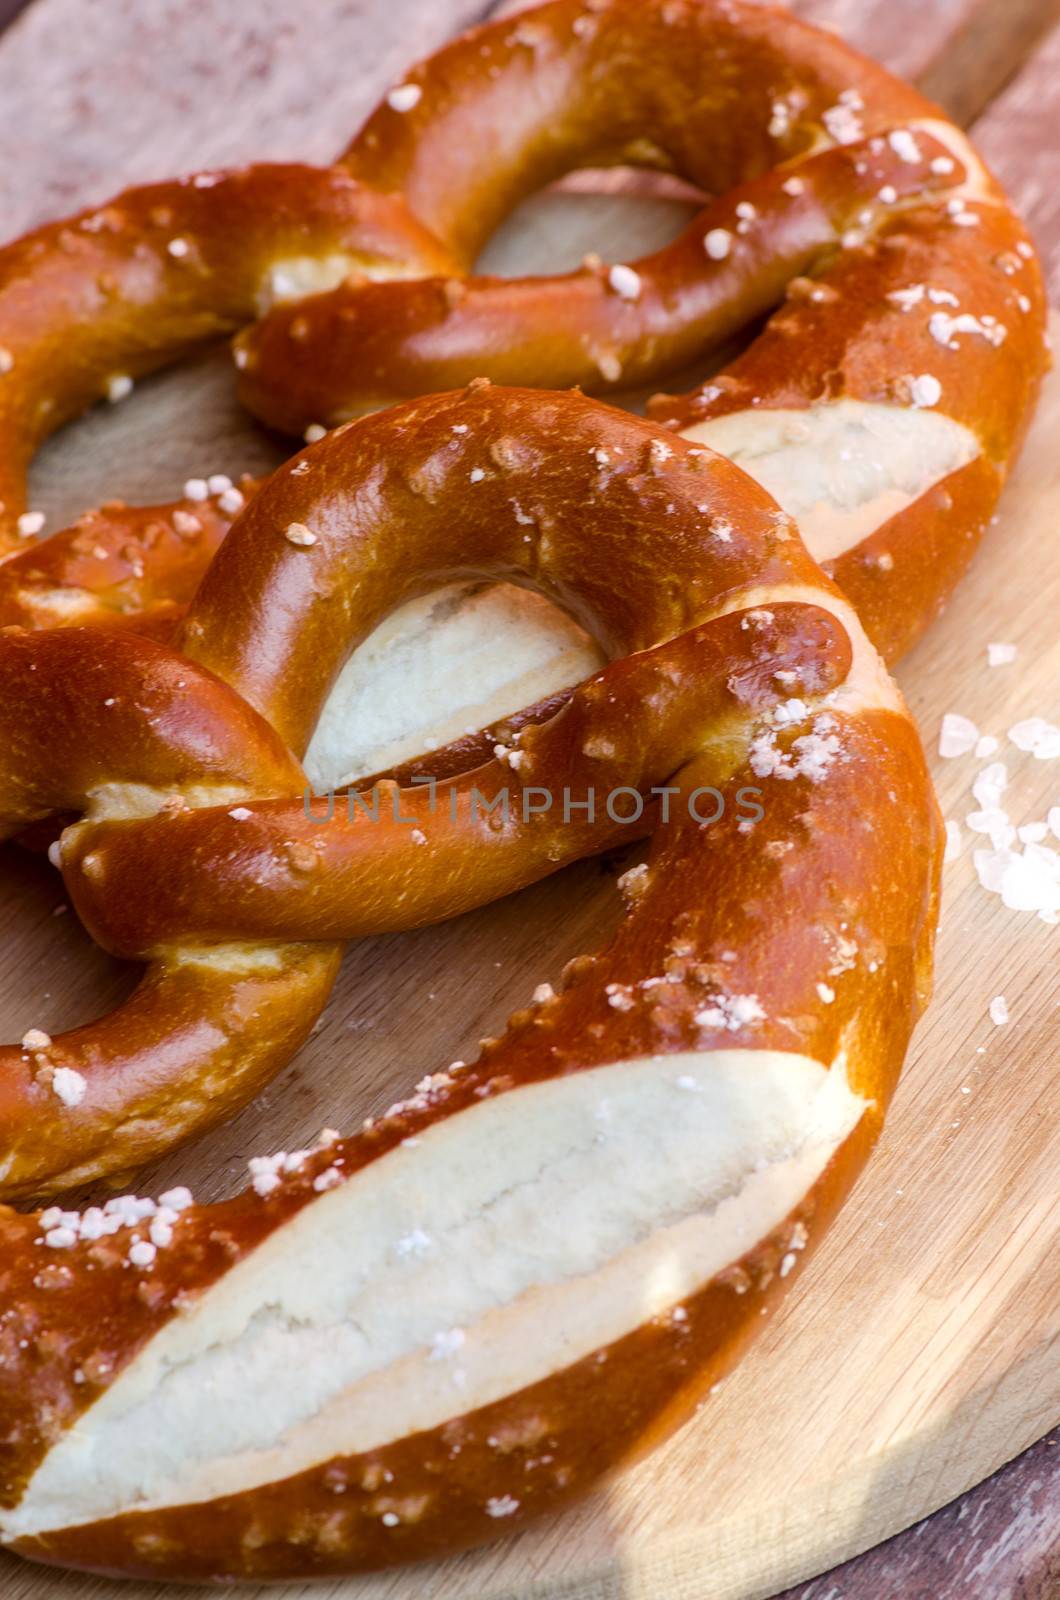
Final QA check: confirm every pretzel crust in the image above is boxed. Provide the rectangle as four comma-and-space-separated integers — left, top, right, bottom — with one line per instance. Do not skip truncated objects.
0, 162, 452, 618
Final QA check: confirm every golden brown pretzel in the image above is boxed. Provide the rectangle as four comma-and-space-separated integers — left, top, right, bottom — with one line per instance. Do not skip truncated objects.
0, 483, 252, 637
0, 384, 941, 1578
0, 163, 451, 627
238, 0, 1047, 662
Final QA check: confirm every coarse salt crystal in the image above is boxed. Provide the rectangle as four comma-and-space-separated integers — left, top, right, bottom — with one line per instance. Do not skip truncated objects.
888, 129, 922, 163
938, 712, 978, 758
988, 995, 1009, 1026
972, 761, 1008, 811
386, 83, 422, 112
608, 263, 642, 300
1008, 718, 1060, 760
51, 1067, 87, 1107
486, 1496, 520, 1518
704, 228, 733, 260
908, 373, 941, 408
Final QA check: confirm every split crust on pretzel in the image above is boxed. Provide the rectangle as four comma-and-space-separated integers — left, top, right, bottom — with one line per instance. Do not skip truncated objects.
1, 385, 941, 1579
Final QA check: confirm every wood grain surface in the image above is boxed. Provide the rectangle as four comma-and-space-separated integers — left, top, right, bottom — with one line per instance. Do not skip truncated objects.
1, 1, 1058, 1597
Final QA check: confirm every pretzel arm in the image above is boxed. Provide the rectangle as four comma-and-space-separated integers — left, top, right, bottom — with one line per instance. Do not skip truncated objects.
62, 603, 851, 954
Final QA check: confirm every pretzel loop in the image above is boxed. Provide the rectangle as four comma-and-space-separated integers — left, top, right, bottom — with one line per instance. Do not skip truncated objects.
58, 387, 856, 957
238, 0, 1047, 661
0, 165, 453, 629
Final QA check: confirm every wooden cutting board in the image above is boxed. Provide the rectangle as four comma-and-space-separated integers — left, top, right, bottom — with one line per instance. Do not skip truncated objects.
1, 46, 1058, 1600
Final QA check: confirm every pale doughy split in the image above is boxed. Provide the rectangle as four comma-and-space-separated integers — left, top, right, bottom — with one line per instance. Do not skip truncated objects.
681, 401, 980, 563
8, 1048, 864, 1536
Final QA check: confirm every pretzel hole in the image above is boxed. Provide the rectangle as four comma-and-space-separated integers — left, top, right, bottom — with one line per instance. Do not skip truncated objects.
478, 169, 700, 277
475, 171, 759, 408
28, 344, 287, 535
0, 843, 138, 1058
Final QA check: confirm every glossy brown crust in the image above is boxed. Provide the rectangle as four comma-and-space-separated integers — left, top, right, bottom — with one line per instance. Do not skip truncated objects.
242, 0, 942, 427
651, 201, 1048, 656
827, 456, 998, 664
234, 0, 1048, 665
11, 1122, 875, 1582
341, 0, 928, 262
64, 602, 850, 953
0, 162, 452, 554
2, 696, 939, 1576
0, 627, 341, 1198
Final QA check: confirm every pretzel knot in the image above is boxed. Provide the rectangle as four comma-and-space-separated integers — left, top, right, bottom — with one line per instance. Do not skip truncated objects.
1, 385, 941, 1576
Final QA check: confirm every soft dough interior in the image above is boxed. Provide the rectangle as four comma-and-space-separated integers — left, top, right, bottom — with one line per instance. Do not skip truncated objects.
682, 401, 980, 563
304, 581, 602, 788
8, 1049, 864, 1536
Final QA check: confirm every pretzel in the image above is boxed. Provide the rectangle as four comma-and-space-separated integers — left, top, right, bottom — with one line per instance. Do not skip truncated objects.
238, 0, 1047, 663
0, 384, 942, 1579
0, 163, 452, 628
